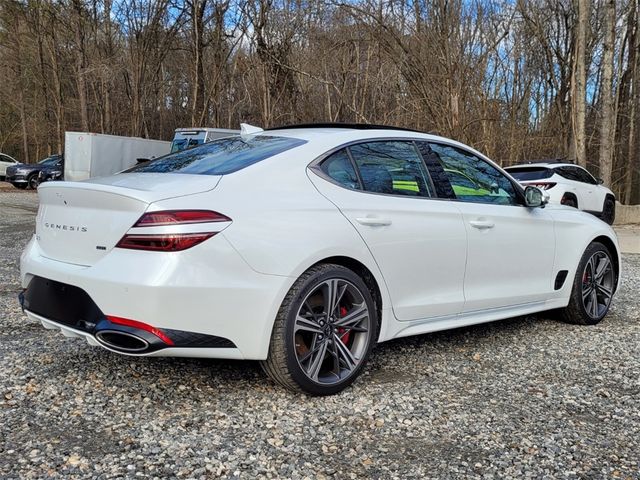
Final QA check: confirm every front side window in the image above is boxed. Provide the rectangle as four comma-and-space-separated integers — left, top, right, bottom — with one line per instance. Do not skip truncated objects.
348, 141, 432, 197
428, 143, 518, 205
128, 135, 307, 175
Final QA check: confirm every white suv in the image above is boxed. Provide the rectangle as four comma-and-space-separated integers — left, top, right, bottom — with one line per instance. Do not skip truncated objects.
0, 153, 18, 181
505, 162, 616, 225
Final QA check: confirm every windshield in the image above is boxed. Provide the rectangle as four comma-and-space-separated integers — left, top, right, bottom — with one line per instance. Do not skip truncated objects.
505, 167, 553, 181
127, 135, 307, 175
38, 156, 61, 166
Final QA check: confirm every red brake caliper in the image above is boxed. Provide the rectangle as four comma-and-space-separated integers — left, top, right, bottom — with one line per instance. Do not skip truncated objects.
337, 306, 350, 345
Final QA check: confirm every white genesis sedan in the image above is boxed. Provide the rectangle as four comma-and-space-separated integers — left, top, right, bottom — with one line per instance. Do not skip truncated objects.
20, 124, 620, 395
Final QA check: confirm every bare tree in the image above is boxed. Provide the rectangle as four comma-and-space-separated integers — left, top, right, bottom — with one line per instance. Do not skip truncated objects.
571, 0, 589, 166
624, 0, 640, 204
598, 0, 616, 186
0, 0, 638, 202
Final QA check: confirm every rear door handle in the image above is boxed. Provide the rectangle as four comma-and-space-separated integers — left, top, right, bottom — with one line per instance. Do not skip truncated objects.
355, 217, 392, 227
469, 220, 495, 229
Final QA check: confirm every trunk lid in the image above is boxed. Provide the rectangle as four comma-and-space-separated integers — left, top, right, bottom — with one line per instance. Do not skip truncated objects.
36, 173, 221, 266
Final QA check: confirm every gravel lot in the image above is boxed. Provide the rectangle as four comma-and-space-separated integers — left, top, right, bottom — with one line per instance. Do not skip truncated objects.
1, 188, 639, 479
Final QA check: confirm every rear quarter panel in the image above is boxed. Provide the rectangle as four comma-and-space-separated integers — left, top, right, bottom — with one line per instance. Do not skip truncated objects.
147, 156, 395, 342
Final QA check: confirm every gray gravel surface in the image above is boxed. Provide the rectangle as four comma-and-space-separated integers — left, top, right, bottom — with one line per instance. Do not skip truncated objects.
1, 190, 639, 479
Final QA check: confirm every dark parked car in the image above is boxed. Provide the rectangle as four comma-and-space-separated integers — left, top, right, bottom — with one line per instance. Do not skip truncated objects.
6, 154, 63, 189
37, 159, 65, 184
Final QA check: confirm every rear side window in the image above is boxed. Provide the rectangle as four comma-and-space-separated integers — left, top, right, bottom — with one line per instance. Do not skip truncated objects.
555, 166, 596, 184
128, 135, 307, 175
320, 150, 361, 190
349, 141, 432, 197
573, 167, 598, 185
555, 167, 579, 181
505, 167, 553, 181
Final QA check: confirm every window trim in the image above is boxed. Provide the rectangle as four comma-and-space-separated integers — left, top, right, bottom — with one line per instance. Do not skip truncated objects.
345, 148, 365, 190
309, 136, 526, 206
309, 137, 438, 201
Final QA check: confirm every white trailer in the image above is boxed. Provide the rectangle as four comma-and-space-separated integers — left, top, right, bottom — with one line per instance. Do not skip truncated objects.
170, 127, 239, 153
64, 132, 171, 182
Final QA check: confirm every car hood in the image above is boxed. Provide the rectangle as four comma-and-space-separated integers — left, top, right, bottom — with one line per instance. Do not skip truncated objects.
10, 163, 43, 172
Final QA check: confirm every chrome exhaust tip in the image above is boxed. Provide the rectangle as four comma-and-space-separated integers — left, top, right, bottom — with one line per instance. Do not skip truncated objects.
95, 330, 149, 353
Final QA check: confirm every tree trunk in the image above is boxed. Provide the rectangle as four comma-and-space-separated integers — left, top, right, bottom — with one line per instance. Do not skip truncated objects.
599, 0, 616, 186
571, 0, 589, 167
624, 2, 640, 204
46, 25, 66, 153
72, 0, 89, 131
189, 0, 208, 126
102, 0, 113, 133
34, 2, 52, 154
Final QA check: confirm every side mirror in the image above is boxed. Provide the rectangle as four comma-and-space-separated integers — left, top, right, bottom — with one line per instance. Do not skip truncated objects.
597, 177, 604, 185
524, 185, 548, 208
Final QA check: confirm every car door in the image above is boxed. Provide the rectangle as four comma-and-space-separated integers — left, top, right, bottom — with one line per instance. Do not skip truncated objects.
425, 142, 556, 312
555, 166, 589, 209
573, 167, 602, 211
309, 140, 467, 321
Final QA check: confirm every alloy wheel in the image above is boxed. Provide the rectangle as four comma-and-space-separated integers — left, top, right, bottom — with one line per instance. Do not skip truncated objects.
293, 278, 371, 385
581, 251, 614, 319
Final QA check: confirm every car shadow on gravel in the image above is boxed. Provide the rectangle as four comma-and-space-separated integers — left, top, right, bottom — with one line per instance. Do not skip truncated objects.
23, 311, 549, 395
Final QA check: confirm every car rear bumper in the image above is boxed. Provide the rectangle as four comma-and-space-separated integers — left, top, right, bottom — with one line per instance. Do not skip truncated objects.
24, 309, 245, 359
20, 234, 294, 360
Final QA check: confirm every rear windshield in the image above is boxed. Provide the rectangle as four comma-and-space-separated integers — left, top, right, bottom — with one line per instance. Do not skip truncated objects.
504, 167, 553, 181
127, 135, 307, 175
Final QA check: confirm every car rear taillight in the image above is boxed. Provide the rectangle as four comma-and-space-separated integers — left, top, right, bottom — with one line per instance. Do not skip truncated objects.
529, 182, 556, 190
133, 210, 230, 226
116, 232, 216, 252
116, 210, 231, 252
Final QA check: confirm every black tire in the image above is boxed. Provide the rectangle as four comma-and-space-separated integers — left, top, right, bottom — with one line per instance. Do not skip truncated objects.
261, 264, 378, 395
601, 197, 616, 225
561, 242, 616, 325
27, 173, 39, 189
13, 183, 27, 189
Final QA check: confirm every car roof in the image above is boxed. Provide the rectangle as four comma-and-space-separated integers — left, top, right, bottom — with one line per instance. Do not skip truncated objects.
251, 124, 514, 173
260, 123, 462, 146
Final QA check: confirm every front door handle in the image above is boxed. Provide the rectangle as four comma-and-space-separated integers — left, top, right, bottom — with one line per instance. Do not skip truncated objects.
469, 220, 495, 229
356, 217, 392, 227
